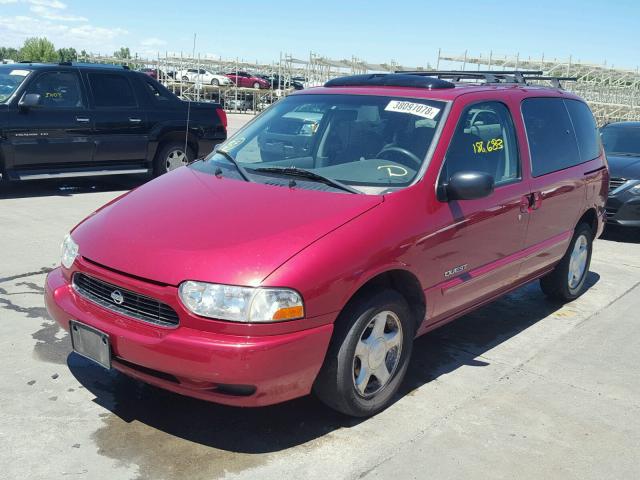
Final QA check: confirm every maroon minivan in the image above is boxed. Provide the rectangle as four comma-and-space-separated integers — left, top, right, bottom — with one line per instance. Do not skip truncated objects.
45, 72, 608, 416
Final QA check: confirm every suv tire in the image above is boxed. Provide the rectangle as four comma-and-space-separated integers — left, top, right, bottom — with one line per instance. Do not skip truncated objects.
314, 289, 414, 417
540, 223, 593, 302
153, 141, 194, 177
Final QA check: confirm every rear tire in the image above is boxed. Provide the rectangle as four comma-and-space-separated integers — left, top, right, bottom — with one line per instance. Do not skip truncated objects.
540, 223, 593, 302
153, 141, 194, 177
314, 289, 414, 417
211, 78, 219, 86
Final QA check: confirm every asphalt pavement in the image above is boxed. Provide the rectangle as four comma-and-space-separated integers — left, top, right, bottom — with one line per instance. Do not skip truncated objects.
1, 114, 639, 480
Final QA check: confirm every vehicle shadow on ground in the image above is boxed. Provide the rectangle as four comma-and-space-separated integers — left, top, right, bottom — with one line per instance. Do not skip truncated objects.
0, 175, 148, 200
68, 272, 600, 455
601, 225, 640, 244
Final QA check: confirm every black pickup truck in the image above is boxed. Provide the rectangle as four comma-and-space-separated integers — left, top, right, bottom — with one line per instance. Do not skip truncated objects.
0, 62, 227, 181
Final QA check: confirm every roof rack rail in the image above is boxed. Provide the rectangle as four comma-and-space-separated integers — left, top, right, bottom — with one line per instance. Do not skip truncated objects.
394, 70, 576, 89
396, 70, 543, 84
522, 76, 578, 89
324, 73, 455, 89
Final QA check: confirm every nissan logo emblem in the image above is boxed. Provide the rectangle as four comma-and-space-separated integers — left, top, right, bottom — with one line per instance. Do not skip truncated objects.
110, 290, 124, 305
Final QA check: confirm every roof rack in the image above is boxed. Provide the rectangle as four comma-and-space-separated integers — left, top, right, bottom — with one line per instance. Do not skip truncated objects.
324, 73, 455, 89
395, 70, 577, 89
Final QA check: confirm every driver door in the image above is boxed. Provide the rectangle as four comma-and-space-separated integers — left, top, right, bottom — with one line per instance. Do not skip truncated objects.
427, 99, 531, 322
8, 69, 94, 168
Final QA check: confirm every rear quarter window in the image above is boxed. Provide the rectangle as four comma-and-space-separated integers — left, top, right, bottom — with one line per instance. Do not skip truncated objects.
564, 99, 600, 162
522, 97, 581, 177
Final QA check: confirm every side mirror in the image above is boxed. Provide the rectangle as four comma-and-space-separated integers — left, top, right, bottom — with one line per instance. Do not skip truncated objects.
18, 93, 41, 110
439, 171, 495, 201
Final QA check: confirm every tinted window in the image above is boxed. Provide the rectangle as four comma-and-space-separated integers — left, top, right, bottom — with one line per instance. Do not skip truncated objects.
25, 71, 83, 108
601, 125, 640, 156
565, 99, 600, 162
442, 101, 520, 186
522, 98, 581, 177
142, 77, 173, 102
88, 73, 136, 107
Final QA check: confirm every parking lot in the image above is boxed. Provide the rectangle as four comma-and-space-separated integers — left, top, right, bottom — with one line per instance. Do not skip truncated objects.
1, 113, 639, 480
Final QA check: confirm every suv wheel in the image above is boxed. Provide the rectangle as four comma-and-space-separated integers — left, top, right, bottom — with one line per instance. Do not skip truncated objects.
153, 142, 194, 177
314, 289, 414, 417
540, 223, 593, 302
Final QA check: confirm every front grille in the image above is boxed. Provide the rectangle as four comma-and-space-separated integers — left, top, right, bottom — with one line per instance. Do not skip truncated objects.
73, 273, 179, 327
605, 207, 617, 218
609, 177, 628, 192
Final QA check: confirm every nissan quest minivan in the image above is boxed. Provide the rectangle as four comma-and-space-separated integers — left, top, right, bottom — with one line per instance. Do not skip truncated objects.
45, 72, 608, 417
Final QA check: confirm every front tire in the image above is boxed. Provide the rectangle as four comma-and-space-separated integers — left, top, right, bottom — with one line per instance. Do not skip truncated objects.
540, 223, 593, 302
253, 81, 260, 89
314, 289, 414, 417
153, 142, 194, 177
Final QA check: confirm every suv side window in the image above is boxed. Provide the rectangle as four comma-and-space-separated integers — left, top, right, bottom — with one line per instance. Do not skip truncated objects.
522, 98, 581, 177
24, 71, 84, 108
141, 77, 172, 103
441, 101, 520, 186
88, 73, 137, 108
564, 99, 600, 162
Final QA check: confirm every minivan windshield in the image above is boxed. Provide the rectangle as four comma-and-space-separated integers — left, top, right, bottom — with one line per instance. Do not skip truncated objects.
204, 94, 446, 194
0, 67, 30, 103
601, 125, 640, 157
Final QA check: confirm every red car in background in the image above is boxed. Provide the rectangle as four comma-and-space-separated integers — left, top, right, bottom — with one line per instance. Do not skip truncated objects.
225, 71, 270, 89
45, 71, 607, 417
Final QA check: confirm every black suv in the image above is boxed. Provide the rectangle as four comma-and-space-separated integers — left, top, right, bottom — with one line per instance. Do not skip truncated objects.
0, 62, 227, 181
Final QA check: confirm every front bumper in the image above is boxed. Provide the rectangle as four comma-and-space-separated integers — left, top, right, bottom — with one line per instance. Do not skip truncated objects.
606, 193, 640, 227
45, 267, 333, 407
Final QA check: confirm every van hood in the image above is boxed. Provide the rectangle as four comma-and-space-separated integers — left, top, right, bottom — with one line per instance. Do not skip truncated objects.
607, 154, 640, 179
73, 167, 382, 286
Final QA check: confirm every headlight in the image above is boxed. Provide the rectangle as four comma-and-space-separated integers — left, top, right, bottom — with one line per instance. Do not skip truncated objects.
60, 234, 79, 269
629, 183, 640, 195
178, 281, 304, 323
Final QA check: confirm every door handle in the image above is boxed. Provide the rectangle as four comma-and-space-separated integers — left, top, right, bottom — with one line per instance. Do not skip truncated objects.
76, 117, 90, 123
129, 118, 142, 123
520, 192, 543, 214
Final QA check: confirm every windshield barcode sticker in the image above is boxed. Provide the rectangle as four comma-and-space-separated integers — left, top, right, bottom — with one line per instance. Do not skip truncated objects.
385, 100, 440, 119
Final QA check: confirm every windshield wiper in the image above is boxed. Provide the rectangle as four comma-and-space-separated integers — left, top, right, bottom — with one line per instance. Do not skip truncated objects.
251, 166, 361, 194
214, 149, 251, 182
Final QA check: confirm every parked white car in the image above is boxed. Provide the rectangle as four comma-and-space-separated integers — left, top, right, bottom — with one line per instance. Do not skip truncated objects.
178, 69, 233, 86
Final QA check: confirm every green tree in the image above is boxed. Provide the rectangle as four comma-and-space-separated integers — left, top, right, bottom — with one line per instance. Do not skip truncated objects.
79, 49, 89, 61
19, 37, 57, 62
113, 47, 131, 59
0, 47, 20, 61
57, 47, 78, 63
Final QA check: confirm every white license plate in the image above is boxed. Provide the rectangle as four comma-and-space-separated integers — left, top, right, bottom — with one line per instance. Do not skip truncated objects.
70, 321, 111, 369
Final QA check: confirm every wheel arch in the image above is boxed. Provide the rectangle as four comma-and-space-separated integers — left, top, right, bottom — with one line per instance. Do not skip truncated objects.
338, 269, 426, 333
577, 207, 598, 238
156, 130, 198, 155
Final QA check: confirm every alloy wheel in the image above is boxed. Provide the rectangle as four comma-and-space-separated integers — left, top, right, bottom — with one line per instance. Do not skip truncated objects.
352, 310, 403, 397
165, 149, 187, 172
568, 234, 589, 289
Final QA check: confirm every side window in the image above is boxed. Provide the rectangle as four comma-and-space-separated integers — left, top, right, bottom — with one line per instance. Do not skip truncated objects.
564, 99, 600, 162
142, 77, 172, 102
442, 101, 520, 186
88, 73, 137, 108
522, 98, 581, 177
24, 71, 84, 108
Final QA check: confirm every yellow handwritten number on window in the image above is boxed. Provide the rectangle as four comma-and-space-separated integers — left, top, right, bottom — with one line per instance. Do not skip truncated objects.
472, 138, 504, 154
